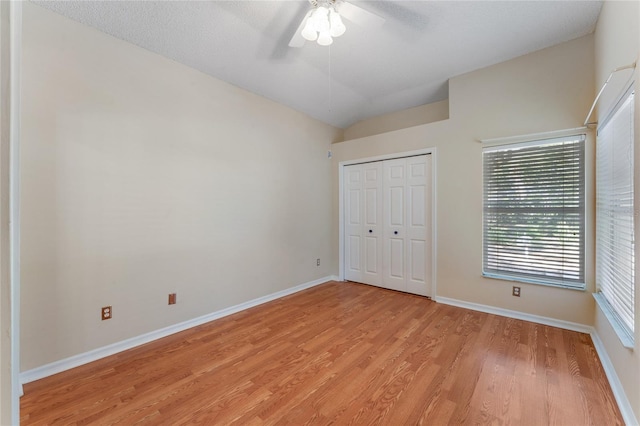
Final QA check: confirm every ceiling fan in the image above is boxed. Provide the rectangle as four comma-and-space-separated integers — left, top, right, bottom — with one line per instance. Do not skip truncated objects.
288, 0, 386, 47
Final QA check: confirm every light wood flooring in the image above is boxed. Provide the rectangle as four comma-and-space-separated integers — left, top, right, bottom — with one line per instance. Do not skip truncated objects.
21, 281, 623, 425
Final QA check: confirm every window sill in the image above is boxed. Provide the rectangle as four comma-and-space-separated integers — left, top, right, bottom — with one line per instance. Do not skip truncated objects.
482, 272, 586, 291
593, 293, 634, 349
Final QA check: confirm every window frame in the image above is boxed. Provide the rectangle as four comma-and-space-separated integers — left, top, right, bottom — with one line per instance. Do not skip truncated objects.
482, 135, 587, 290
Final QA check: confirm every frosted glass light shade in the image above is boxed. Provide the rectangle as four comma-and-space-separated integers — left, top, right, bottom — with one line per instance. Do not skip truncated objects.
317, 30, 333, 46
314, 6, 330, 33
329, 9, 346, 37
302, 19, 318, 41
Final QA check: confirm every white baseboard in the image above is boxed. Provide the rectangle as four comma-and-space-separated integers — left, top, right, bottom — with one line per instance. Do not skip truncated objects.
21, 275, 338, 385
434, 296, 593, 333
589, 330, 639, 426
435, 295, 637, 426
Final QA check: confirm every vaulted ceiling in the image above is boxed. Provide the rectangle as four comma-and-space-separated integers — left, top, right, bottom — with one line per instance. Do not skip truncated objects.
33, 1, 603, 128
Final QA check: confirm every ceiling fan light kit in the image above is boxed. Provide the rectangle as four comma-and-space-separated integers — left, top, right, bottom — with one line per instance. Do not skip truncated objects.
302, 1, 346, 46
288, 0, 384, 48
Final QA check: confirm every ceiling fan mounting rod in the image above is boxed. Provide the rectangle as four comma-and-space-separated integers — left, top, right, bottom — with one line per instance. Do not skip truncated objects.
308, 0, 340, 9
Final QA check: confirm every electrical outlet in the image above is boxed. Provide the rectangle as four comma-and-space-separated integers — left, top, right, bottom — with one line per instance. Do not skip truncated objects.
512, 286, 521, 297
316, 258, 320, 266
101, 306, 112, 320
168, 293, 177, 305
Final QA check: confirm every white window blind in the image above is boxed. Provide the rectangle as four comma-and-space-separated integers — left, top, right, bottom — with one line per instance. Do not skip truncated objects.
596, 87, 635, 345
483, 136, 586, 288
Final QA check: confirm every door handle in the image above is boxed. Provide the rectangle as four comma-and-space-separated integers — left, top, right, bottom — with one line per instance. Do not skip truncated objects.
369, 229, 373, 233
394, 231, 398, 235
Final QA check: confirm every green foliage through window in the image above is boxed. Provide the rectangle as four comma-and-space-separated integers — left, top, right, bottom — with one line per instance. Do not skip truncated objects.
483, 136, 585, 288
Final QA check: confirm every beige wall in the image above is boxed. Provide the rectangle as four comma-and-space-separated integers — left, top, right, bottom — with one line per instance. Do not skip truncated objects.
20, 3, 340, 371
342, 99, 449, 141
593, 0, 640, 422
333, 35, 596, 324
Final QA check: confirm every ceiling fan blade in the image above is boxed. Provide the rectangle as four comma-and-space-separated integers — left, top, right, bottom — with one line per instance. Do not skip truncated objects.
337, 1, 385, 28
288, 10, 313, 48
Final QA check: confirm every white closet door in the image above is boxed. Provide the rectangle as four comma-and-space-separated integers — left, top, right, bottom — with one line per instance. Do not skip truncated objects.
405, 155, 431, 296
345, 166, 364, 283
380, 155, 431, 296
344, 162, 383, 285
345, 154, 432, 297
362, 162, 383, 285
382, 158, 408, 292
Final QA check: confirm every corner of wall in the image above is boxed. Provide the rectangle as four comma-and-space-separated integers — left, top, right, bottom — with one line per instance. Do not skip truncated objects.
339, 97, 450, 142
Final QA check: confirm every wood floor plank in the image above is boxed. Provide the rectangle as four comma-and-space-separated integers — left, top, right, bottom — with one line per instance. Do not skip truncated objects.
21, 281, 624, 425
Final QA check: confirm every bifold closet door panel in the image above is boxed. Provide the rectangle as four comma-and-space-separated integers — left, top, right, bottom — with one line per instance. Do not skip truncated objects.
405, 155, 431, 297
382, 158, 408, 292
362, 162, 383, 286
345, 165, 363, 283
344, 162, 383, 286
381, 155, 431, 295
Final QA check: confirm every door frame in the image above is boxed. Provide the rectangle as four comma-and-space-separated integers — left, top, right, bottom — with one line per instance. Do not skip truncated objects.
0, 1, 22, 423
338, 148, 437, 297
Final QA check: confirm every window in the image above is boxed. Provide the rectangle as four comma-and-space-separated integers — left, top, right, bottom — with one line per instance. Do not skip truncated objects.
595, 86, 635, 348
483, 135, 586, 289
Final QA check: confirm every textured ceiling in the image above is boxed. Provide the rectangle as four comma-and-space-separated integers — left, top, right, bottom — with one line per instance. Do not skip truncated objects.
33, 1, 603, 128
